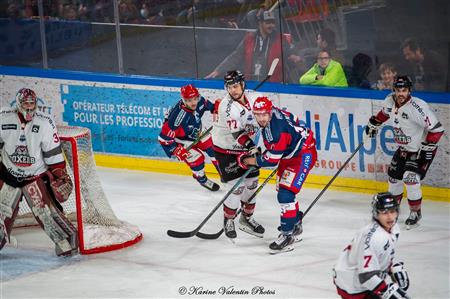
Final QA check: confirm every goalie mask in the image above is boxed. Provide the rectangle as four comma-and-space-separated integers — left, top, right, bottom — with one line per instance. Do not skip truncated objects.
16, 88, 37, 122
372, 192, 399, 220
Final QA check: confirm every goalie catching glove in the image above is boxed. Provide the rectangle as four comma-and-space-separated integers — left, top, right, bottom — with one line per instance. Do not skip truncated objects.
48, 167, 73, 203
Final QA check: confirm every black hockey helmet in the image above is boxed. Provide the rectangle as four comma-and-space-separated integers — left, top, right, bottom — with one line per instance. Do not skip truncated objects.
224, 70, 245, 87
393, 75, 413, 90
372, 192, 399, 219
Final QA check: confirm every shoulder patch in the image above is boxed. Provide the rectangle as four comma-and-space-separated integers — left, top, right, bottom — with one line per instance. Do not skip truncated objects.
174, 109, 186, 128
2, 124, 17, 130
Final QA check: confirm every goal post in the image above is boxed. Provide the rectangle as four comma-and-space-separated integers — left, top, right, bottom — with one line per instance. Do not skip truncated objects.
15, 126, 143, 254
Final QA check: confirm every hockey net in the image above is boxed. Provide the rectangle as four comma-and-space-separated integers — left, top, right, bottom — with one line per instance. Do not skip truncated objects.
15, 126, 143, 254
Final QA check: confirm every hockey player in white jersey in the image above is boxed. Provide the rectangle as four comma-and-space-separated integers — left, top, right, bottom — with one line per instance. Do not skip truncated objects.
212, 70, 265, 239
0, 88, 78, 256
333, 192, 410, 299
365, 76, 444, 229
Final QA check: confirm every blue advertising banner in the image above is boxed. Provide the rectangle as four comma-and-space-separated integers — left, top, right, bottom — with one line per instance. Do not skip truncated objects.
61, 84, 178, 156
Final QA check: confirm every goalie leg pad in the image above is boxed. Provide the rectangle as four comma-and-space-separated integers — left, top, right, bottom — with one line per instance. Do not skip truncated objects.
0, 181, 22, 250
22, 179, 79, 256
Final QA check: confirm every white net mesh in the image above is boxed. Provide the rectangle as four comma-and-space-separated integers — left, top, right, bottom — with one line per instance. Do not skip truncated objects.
16, 126, 142, 254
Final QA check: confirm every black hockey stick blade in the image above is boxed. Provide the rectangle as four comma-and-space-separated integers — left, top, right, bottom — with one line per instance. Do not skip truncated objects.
195, 168, 277, 240
196, 229, 224, 240
167, 229, 197, 238
167, 167, 255, 239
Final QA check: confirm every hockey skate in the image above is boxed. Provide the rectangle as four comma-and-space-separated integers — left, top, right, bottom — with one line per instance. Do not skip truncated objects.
224, 218, 237, 239
238, 214, 265, 238
405, 210, 422, 230
277, 223, 303, 242
196, 176, 220, 191
269, 233, 295, 254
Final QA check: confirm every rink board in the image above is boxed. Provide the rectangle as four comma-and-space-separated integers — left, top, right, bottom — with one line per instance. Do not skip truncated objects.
0, 66, 449, 200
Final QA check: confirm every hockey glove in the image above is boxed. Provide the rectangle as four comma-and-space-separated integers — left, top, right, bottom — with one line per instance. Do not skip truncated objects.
173, 145, 189, 161
49, 167, 73, 203
391, 262, 409, 291
365, 116, 382, 138
379, 283, 410, 299
237, 152, 254, 169
419, 142, 437, 162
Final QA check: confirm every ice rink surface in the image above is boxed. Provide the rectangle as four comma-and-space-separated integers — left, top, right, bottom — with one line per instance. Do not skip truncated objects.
1, 167, 449, 299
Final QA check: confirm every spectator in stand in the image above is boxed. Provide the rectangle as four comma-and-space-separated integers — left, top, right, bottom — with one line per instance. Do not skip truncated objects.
292, 27, 345, 83
299, 50, 348, 87
91, 0, 114, 23
62, 4, 79, 20
401, 38, 447, 92
205, 8, 300, 83
372, 62, 398, 90
346, 53, 373, 89
118, 0, 140, 24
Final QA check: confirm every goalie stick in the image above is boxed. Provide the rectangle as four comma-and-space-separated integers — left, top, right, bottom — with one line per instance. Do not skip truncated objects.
196, 166, 278, 240
167, 167, 256, 238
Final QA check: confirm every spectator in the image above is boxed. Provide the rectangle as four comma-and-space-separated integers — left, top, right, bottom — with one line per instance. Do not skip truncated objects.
205, 9, 299, 83
372, 62, 397, 90
346, 53, 373, 89
62, 4, 79, 20
292, 27, 345, 83
299, 50, 348, 87
401, 38, 446, 92
118, 0, 140, 24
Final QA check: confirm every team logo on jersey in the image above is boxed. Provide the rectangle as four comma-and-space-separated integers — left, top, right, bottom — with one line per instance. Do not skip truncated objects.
2, 124, 17, 130
19, 134, 26, 142
32, 125, 40, 133
401, 112, 408, 119
393, 128, 411, 145
188, 126, 200, 140
394, 118, 399, 124
10, 146, 36, 167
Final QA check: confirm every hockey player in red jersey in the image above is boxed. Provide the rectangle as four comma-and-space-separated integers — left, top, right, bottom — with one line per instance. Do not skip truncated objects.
333, 192, 410, 299
159, 84, 220, 191
212, 70, 265, 239
0, 88, 78, 256
240, 96, 317, 253
365, 76, 444, 229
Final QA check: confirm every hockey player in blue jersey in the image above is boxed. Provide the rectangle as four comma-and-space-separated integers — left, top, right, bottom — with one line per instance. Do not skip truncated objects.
239, 96, 317, 253
158, 84, 220, 191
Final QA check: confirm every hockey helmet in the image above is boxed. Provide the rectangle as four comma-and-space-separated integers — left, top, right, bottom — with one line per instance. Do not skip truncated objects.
224, 70, 245, 87
372, 192, 399, 219
16, 88, 37, 121
253, 96, 273, 114
180, 84, 199, 100
393, 76, 413, 90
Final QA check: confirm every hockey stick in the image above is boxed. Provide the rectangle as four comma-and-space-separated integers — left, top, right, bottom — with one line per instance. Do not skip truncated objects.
252, 58, 279, 91
182, 59, 279, 160
185, 126, 213, 151
196, 166, 278, 240
167, 167, 256, 238
303, 140, 365, 217
186, 57, 279, 151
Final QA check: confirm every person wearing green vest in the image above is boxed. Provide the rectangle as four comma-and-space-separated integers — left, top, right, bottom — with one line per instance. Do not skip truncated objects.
299, 50, 348, 87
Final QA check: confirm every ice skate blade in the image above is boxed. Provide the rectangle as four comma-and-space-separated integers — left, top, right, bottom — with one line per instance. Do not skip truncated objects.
294, 235, 303, 243
269, 245, 294, 255
238, 225, 264, 238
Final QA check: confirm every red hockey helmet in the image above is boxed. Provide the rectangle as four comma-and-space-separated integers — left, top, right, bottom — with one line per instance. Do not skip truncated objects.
16, 88, 37, 121
253, 96, 273, 114
180, 84, 199, 100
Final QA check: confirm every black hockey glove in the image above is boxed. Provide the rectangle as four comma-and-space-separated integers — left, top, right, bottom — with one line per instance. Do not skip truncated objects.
365, 116, 382, 138
391, 262, 409, 291
419, 142, 437, 163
